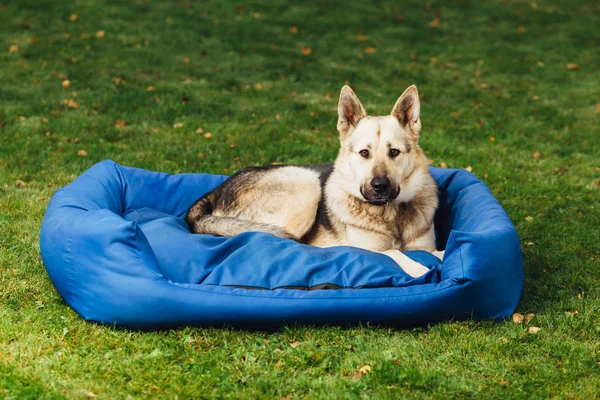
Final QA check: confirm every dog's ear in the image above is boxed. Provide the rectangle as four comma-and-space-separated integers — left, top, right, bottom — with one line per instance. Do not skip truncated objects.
337, 85, 367, 135
391, 85, 421, 139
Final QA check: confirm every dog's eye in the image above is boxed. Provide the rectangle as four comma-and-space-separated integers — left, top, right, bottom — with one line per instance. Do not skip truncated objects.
359, 149, 370, 159
389, 149, 401, 158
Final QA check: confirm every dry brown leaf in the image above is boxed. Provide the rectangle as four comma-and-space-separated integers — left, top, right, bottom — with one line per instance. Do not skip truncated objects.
16, 180, 26, 188
301, 47, 311, 56
63, 99, 79, 108
532, 95, 539, 101
229, 143, 237, 149
183, 56, 190, 64
114, 120, 127, 128
438, 162, 448, 168
525, 216, 533, 221
77, 149, 88, 157
70, 14, 78, 22
254, 82, 263, 90
290, 341, 300, 348
263, 338, 270, 345
525, 313, 535, 323
289, 26, 298, 34
595, 104, 600, 112
533, 151, 541, 159
499, 337, 509, 343
80, 33, 89, 39
566, 310, 579, 315
95, 30, 105, 38
531, 2, 538, 9
465, 166, 473, 172
355, 34, 368, 41
364, 47, 376, 54
429, 17, 440, 27
18, 116, 27, 121
326, 92, 333, 99
528, 326, 540, 334
489, 137, 495, 142
62, 80, 70, 88
146, 86, 155, 91
173, 122, 183, 129
499, 380, 509, 386
112, 77, 125, 85
517, 26, 527, 34
203, 132, 212, 139
512, 313, 524, 323
196, 127, 204, 134
9, 44, 18, 54
567, 64, 580, 71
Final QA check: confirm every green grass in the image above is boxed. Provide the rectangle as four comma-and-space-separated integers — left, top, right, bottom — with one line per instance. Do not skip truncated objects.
1, 0, 599, 398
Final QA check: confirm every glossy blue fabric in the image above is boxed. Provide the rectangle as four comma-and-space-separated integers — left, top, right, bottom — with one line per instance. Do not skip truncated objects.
40, 160, 523, 329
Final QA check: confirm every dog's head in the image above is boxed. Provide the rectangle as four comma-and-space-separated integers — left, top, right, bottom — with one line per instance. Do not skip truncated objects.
335, 85, 429, 205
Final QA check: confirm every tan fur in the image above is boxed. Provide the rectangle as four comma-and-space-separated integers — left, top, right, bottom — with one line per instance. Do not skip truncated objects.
185, 85, 442, 278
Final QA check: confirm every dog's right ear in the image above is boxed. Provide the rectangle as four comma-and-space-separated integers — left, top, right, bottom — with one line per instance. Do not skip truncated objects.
337, 85, 367, 135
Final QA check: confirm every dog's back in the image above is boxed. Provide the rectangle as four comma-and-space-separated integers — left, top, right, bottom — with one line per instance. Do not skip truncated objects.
185, 164, 332, 242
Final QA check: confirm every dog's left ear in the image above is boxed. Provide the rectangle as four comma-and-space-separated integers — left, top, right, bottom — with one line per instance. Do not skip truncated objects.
391, 85, 421, 139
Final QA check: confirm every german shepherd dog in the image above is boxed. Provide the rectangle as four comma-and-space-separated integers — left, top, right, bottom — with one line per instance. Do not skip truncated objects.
185, 85, 443, 277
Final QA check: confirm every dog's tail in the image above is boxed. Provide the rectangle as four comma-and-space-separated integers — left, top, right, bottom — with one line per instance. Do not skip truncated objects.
184, 194, 298, 241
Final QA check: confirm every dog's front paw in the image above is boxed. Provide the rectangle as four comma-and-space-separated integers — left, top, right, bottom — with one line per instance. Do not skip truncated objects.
382, 249, 430, 278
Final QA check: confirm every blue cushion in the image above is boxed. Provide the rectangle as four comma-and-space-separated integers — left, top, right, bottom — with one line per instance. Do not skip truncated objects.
40, 160, 523, 329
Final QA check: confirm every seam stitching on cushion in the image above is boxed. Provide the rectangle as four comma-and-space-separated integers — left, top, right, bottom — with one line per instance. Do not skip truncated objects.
451, 230, 466, 280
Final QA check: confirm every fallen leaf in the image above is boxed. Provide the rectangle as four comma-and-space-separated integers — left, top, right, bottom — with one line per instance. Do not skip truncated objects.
566, 310, 579, 315
146, 86, 155, 91
595, 104, 600, 112
80, 32, 89, 39
567, 64, 580, 71
528, 326, 540, 334
62, 80, 70, 88
532, 95, 539, 101
525, 313, 535, 323
429, 17, 440, 27
77, 149, 88, 157
229, 143, 237, 149
533, 151, 541, 159
290, 341, 300, 348
114, 120, 127, 128
173, 122, 183, 128
18, 115, 27, 121
196, 127, 204, 134
531, 2, 538, 9
301, 47, 311, 56
517, 26, 527, 34
9, 45, 18, 54
499, 337, 509, 343
70, 14, 78, 22
63, 99, 79, 108
263, 339, 270, 345
499, 380, 509, 386
95, 30, 105, 38
359, 365, 372, 374
275, 113, 281, 120
86, 392, 97, 398
465, 166, 473, 172
489, 136, 495, 142
525, 241, 535, 247
512, 313, 524, 323
204, 132, 212, 139
254, 82, 263, 90
112, 77, 125, 85
182, 56, 190, 64
326, 92, 333, 99
438, 162, 448, 168
16, 180, 26, 188
355, 34, 368, 41
289, 26, 298, 34
525, 216, 533, 221
364, 47, 376, 54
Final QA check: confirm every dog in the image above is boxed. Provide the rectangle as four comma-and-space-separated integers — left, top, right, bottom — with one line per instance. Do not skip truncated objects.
185, 85, 443, 277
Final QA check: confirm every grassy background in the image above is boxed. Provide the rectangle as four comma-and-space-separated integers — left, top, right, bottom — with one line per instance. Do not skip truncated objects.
1, 0, 599, 398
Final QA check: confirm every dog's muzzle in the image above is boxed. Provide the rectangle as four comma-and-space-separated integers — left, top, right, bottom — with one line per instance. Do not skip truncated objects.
361, 179, 400, 206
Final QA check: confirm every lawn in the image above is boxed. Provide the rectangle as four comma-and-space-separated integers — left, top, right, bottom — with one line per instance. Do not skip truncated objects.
1, 0, 599, 398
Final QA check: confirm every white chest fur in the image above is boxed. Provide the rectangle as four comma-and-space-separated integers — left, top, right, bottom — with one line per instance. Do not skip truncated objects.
345, 225, 398, 252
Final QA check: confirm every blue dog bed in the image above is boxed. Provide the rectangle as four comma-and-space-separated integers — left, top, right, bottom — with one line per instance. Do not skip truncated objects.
40, 160, 523, 329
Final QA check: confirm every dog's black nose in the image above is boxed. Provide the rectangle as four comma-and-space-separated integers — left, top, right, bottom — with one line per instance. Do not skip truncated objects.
371, 177, 391, 193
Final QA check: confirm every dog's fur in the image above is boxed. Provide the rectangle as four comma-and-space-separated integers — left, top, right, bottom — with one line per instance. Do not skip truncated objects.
185, 85, 442, 277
